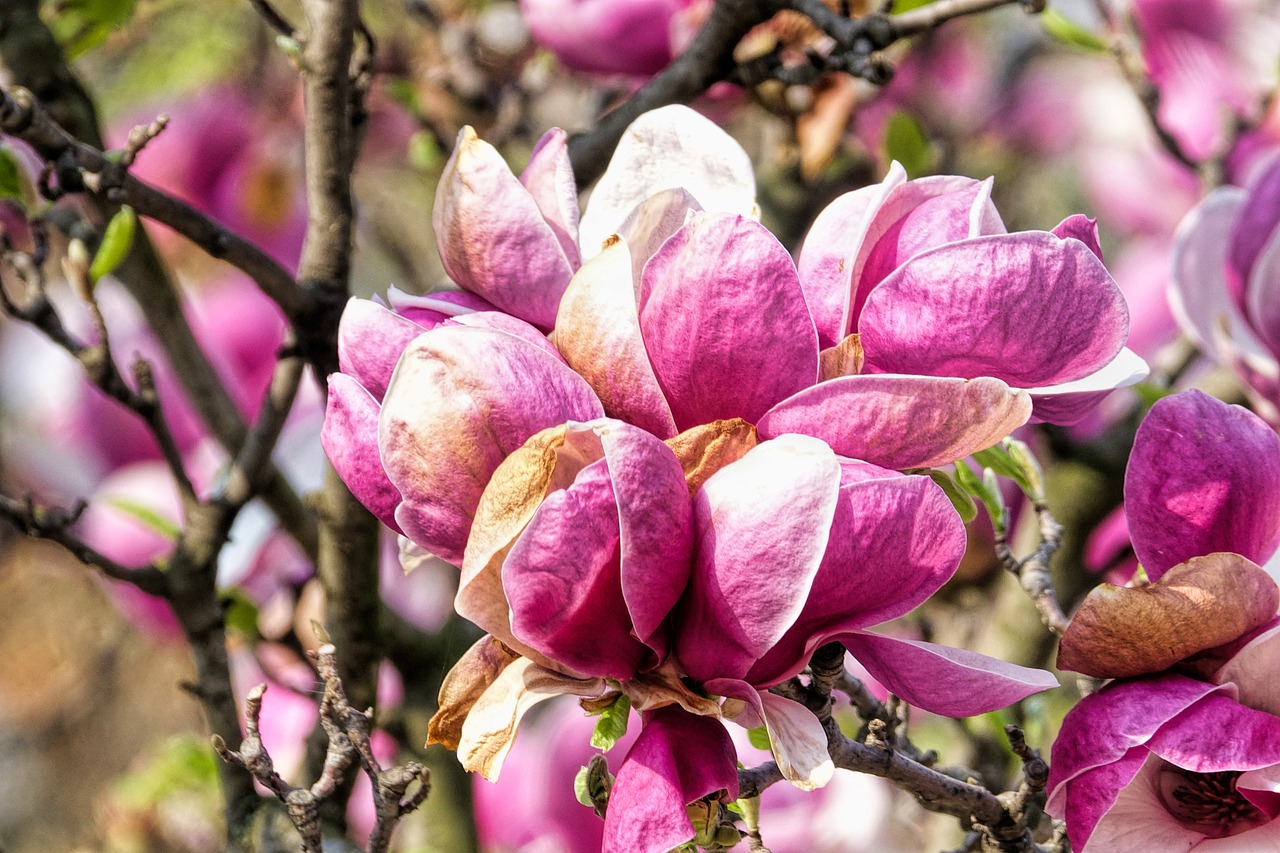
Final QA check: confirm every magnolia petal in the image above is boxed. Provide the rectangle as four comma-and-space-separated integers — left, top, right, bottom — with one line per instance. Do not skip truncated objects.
385, 285, 494, 327
1048, 674, 1224, 796
1058, 553, 1280, 678
336, 298, 426, 401
456, 656, 604, 780
448, 311, 565, 362
840, 632, 1059, 717
758, 374, 1032, 470
519, 127, 581, 269
554, 238, 678, 437
1169, 188, 1278, 377
676, 435, 841, 683
603, 707, 739, 853
1245, 223, 1280, 356
1125, 389, 1280, 579
744, 468, 966, 687
579, 105, 756, 261
640, 213, 819, 430
1230, 152, 1280, 299
1065, 752, 1202, 853
427, 635, 520, 751
818, 333, 865, 381
1052, 214, 1104, 261
1026, 347, 1150, 425
705, 678, 834, 791
857, 175, 1005, 308
860, 232, 1129, 386
1216, 623, 1280, 717
321, 374, 403, 533
1146, 692, 1280, 773
380, 326, 603, 565
460, 423, 603, 661
602, 424, 696, 652
663, 418, 759, 495
616, 187, 704, 286
796, 163, 907, 347
433, 127, 573, 328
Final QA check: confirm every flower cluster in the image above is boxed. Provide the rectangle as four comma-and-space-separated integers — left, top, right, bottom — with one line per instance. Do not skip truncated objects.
322, 105, 1147, 848
1049, 390, 1280, 851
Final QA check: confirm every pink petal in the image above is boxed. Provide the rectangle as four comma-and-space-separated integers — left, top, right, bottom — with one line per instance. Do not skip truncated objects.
796, 164, 906, 348
1070, 752, 1204, 853
336, 298, 427, 401
1245, 223, 1280, 356
639, 213, 819, 430
519, 127, 581, 270
578, 105, 756, 261
1125, 389, 1280, 580
1052, 214, 1104, 261
433, 127, 573, 328
676, 435, 841, 683
1232, 153, 1280, 289
857, 175, 1006, 308
616, 187, 703, 285
707, 678, 834, 790
1147, 692, 1280, 773
1216, 623, 1280, 717
860, 232, 1129, 386
758, 374, 1032, 470
321, 374, 403, 533
379, 326, 603, 565
839, 632, 1059, 717
744, 468, 967, 687
554, 238, 678, 437
1026, 347, 1150, 425
604, 707, 739, 853
447, 311, 565, 363
385, 286, 494, 327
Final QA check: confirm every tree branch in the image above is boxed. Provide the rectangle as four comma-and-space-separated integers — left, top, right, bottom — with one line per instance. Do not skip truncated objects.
996, 501, 1070, 637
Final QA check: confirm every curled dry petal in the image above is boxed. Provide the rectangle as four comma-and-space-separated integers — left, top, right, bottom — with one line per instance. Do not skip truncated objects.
433, 127, 573, 328
663, 418, 759, 496
379, 325, 603, 565
578, 105, 756, 260
604, 707, 740, 853
428, 635, 521, 751
1125, 389, 1280, 580
708, 678, 834, 790
1058, 553, 1280, 678
456, 656, 604, 780
757, 374, 1032, 470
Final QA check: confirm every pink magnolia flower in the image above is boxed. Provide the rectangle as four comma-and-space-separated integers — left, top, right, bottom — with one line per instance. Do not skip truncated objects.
1047, 390, 1280, 850
1170, 152, 1280, 425
432, 105, 755, 330
555, 163, 1144, 471
518, 0, 692, 75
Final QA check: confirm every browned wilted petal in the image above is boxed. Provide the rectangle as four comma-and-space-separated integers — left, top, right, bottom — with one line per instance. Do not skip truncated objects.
1057, 552, 1280, 679
428, 635, 521, 751
663, 419, 759, 496
818, 333, 864, 381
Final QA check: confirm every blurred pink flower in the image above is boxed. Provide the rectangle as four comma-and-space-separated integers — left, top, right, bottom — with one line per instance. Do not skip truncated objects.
518, 0, 693, 75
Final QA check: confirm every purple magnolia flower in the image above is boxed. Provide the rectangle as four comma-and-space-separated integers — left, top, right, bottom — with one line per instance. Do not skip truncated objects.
432, 105, 755, 330
555, 163, 1144, 470
518, 0, 692, 75
1047, 390, 1280, 850
1170, 152, 1280, 425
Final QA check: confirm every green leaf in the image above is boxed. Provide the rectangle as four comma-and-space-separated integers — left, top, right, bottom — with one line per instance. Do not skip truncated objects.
1040, 8, 1109, 53
890, 0, 933, 11
48, 0, 139, 59
0, 146, 27, 208
971, 443, 1022, 484
925, 468, 978, 524
953, 461, 1005, 525
89, 205, 137, 284
882, 111, 934, 179
106, 496, 180, 541
223, 590, 260, 640
1132, 382, 1176, 410
589, 693, 631, 751
573, 765, 593, 808
746, 726, 771, 751
408, 130, 443, 172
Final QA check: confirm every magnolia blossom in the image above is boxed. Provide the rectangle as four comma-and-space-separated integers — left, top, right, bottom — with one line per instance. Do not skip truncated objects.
518, 0, 693, 75
1170, 152, 1280, 425
556, 161, 1145, 471
1048, 390, 1280, 850
431, 105, 754, 330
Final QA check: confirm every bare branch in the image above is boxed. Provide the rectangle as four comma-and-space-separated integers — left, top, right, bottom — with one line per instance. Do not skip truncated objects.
996, 502, 1070, 637
219, 338, 307, 509
248, 0, 301, 40
0, 493, 168, 595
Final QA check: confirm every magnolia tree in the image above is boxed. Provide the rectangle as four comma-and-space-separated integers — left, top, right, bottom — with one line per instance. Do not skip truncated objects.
0, 0, 1278, 851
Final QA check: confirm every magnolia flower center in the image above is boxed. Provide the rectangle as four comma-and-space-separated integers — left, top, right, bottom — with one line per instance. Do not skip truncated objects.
1157, 768, 1270, 838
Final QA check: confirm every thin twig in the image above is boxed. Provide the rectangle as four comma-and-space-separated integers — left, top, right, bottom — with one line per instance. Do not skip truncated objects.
996, 502, 1070, 636
248, 0, 301, 39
